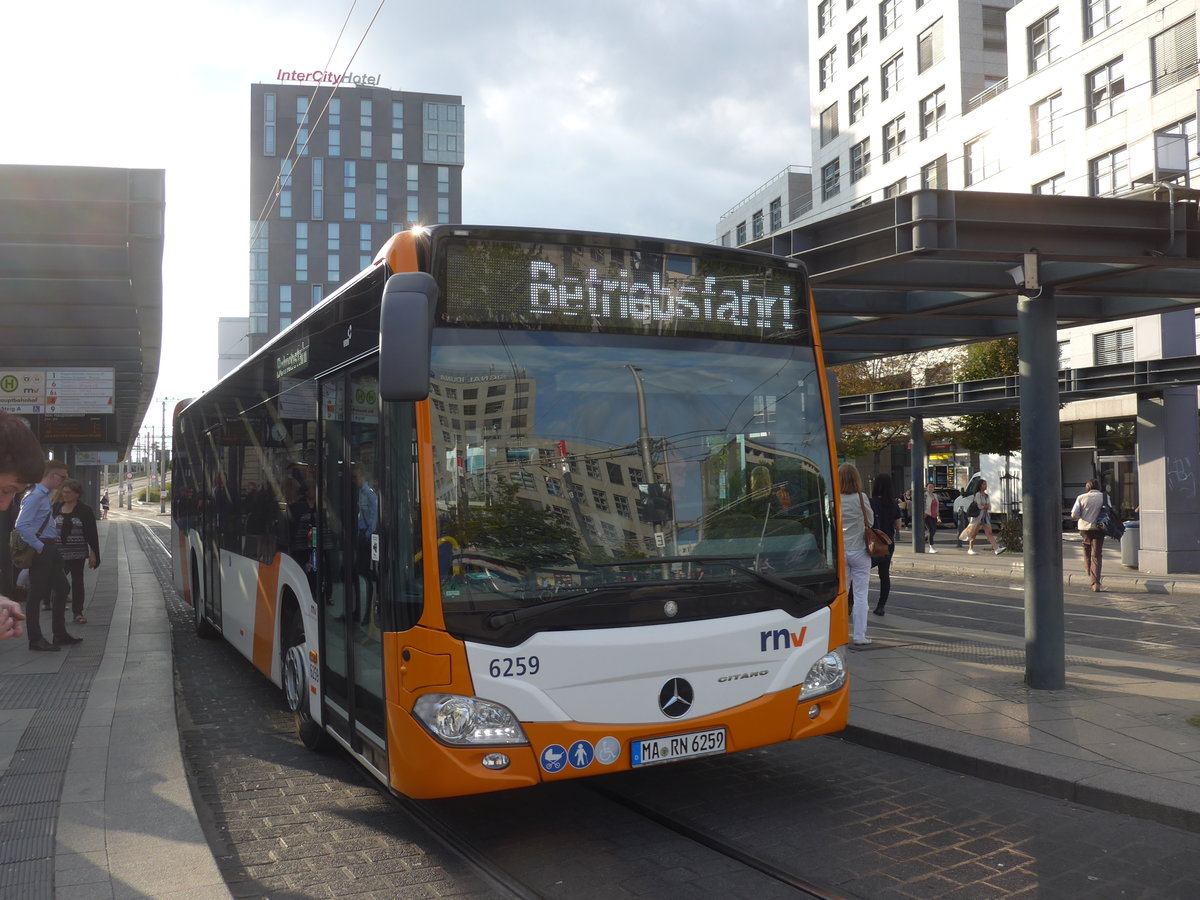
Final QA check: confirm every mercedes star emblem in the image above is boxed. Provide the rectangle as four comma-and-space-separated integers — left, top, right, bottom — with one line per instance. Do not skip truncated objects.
658, 677, 694, 718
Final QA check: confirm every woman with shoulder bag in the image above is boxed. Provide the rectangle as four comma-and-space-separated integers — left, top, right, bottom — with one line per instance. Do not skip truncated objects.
53, 479, 100, 624
869, 474, 902, 616
838, 462, 873, 647
963, 479, 1005, 556
1071, 478, 1107, 591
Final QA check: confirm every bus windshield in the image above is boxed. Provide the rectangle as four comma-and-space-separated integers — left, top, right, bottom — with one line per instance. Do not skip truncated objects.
428, 329, 836, 645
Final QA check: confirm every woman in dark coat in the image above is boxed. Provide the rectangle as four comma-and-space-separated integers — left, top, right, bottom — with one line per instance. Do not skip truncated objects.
53, 479, 100, 624
869, 473, 902, 616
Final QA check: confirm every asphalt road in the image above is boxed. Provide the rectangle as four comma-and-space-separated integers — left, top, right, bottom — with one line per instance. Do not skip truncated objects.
129, 514, 1200, 898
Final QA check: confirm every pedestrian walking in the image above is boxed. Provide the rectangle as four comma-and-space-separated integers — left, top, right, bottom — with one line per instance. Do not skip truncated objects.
1071, 478, 1108, 591
53, 479, 100, 624
838, 462, 873, 646
869, 474, 902, 616
923, 481, 940, 553
15, 460, 82, 651
100, 490, 110, 520
961, 478, 1005, 555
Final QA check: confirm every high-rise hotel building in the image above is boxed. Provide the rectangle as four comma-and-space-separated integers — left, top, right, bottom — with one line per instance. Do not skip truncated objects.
248, 81, 464, 349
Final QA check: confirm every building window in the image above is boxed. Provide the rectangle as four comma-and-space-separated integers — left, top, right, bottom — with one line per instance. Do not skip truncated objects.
752, 209, 764, 240
295, 221, 308, 251
921, 155, 947, 190
1085, 0, 1121, 39
848, 19, 869, 66
407, 194, 419, 221
879, 0, 901, 38
328, 128, 340, 157
279, 284, 292, 316
919, 87, 946, 139
850, 139, 871, 182
344, 160, 356, 188
883, 115, 906, 162
881, 52, 902, 101
375, 162, 387, 191
407, 164, 419, 192
850, 197, 873, 209
423, 102, 466, 164
736, 221, 747, 244
263, 93, 276, 156
884, 177, 908, 198
438, 166, 450, 193
391, 132, 403, 160
328, 222, 340, 251
360, 99, 372, 126
295, 253, 308, 282
1157, 116, 1200, 185
964, 133, 999, 186
279, 189, 292, 218
592, 489, 609, 512
1058, 340, 1071, 369
327, 253, 339, 283
360, 223, 373, 252
822, 159, 842, 200
1030, 92, 1063, 153
1028, 10, 1061, 73
1094, 328, 1134, 365
820, 102, 839, 146
311, 158, 324, 220
375, 193, 387, 222
1033, 173, 1066, 195
1087, 58, 1125, 125
344, 191, 357, 218
1152, 17, 1198, 94
360, 129, 372, 157
820, 48, 837, 91
769, 197, 782, 231
1089, 146, 1129, 196
982, 6, 1007, 51
849, 79, 869, 124
917, 19, 943, 73
818, 0, 835, 35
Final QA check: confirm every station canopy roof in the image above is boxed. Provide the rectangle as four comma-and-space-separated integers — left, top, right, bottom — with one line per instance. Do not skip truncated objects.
0, 165, 164, 460
743, 188, 1200, 366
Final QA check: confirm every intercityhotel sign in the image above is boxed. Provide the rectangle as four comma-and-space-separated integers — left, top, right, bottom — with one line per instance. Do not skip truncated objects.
276, 68, 382, 86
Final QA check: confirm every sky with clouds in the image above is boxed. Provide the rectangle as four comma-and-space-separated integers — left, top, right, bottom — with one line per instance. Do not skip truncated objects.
5, 0, 809, 424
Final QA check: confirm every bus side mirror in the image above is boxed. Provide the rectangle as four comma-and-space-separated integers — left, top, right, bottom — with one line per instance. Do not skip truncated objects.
379, 272, 438, 401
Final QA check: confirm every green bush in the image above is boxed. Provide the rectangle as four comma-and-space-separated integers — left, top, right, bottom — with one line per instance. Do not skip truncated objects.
998, 516, 1023, 553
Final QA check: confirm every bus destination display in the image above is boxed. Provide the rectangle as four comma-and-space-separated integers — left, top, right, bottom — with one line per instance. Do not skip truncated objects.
440, 237, 808, 342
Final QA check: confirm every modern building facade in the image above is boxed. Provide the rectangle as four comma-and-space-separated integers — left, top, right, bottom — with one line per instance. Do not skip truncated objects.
719, 0, 1200, 570
247, 82, 464, 350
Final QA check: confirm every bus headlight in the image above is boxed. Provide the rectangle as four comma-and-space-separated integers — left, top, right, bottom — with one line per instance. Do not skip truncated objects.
798, 648, 847, 700
412, 693, 529, 745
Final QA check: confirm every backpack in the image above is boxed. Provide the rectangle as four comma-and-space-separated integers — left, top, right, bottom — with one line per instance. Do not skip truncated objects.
1095, 503, 1125, 540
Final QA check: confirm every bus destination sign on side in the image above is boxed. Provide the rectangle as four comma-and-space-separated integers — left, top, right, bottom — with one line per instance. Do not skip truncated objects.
276, 338, 310, 379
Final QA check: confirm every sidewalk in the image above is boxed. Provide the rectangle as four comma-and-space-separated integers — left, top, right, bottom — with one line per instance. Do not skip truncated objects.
0, 521, 1197, 899
848, 531, 1200, 833
0, 517, 229, 899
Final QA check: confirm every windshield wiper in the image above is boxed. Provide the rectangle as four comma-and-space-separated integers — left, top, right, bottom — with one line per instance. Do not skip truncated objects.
483, 582, 680, 630
590, 556, 817, 602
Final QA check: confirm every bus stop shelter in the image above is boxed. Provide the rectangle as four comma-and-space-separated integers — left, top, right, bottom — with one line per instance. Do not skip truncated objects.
745, 188, 1200, 687
0, 165, 164, 491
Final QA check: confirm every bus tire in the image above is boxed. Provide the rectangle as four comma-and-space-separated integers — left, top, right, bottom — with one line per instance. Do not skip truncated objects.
283, 611, 327, 751
191, 555, 219, 640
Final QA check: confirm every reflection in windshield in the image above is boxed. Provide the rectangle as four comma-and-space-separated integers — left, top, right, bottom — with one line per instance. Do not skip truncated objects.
428, 331, 834, 619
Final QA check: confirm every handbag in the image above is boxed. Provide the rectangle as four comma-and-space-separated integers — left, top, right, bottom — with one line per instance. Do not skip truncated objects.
8, 511, 50, 571
859, 495, 893, 559
1096, 503, 1125, 541
966, 499, 980, 519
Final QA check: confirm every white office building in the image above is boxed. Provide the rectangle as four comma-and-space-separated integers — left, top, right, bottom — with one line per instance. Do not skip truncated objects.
719, 0, 1200, 570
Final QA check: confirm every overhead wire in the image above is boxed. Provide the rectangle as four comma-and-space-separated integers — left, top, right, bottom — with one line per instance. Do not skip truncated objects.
249, 0, 389, 250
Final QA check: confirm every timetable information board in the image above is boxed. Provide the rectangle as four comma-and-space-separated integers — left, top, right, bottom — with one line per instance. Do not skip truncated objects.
0, 368, 115, 415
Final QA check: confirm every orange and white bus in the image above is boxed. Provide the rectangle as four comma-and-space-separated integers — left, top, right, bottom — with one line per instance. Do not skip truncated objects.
172, 224, 848, 798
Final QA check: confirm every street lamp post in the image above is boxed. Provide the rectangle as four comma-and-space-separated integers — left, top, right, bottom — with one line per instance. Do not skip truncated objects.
160, 399, 168, 514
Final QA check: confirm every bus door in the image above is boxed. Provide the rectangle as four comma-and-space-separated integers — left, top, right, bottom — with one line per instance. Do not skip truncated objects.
201, 444, 233, 628
318, 364, 388, 775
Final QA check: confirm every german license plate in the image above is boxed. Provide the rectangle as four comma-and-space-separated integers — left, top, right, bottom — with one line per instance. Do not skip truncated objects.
630, 727, 726, 767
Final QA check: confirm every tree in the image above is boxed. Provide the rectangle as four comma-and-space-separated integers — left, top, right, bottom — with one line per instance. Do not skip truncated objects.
954, 338, 1021, 454
831, 354, 919, 461
454, 480, 581, 570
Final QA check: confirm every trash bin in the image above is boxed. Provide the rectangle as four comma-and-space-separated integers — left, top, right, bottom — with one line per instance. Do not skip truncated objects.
1121, 521, 1139, 568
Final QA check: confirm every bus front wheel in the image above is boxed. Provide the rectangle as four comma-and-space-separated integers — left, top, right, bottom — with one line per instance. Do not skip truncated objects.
283, 612, 327, 751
